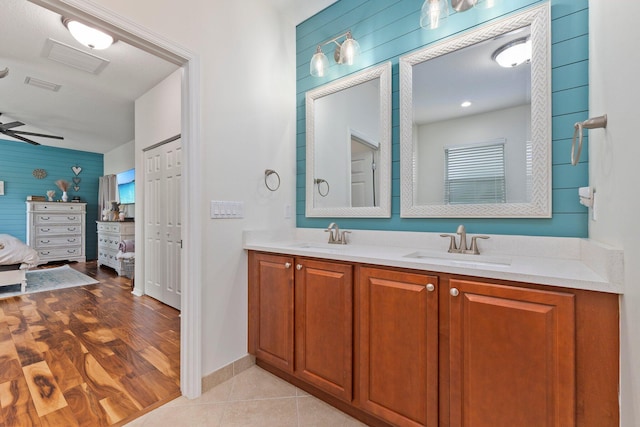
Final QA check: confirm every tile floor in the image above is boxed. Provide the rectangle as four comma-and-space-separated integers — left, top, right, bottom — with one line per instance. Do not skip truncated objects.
124, 366, 367, 426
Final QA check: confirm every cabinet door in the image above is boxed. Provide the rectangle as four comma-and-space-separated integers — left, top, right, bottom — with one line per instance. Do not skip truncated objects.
449, 278, 575, 427
295, 258, 353, 402
248, 252, 295, 373
357, 267, 439, 427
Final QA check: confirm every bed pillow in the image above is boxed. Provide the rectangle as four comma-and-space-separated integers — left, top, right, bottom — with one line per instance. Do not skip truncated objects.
0, 234, 40, 268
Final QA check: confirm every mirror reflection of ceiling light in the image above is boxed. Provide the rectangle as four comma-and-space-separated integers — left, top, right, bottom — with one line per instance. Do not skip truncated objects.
461, 101, 472, 107
492, 37, 531, 68
62, 18, 115, 50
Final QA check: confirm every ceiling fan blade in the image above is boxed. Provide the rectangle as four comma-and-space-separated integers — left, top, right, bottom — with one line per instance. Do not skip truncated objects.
3, 131, 40, 145
0, 121, 25, 131
10, 130, 64, 140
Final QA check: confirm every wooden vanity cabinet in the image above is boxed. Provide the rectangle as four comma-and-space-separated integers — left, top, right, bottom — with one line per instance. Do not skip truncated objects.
447, 278, 576, 427
248, 252, 295, 373
294, 258, 353, 402
356, 267, 439, 427
248, 251, 619, 427
248, 252, 354, 401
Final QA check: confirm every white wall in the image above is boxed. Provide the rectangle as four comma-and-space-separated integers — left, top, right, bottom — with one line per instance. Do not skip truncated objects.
589, 1, 640, 426
104, 139, 135, 175
90, 1, 297, 377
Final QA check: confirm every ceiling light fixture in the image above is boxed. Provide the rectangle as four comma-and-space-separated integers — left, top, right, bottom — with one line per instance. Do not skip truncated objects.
492, 37, 531, 68
309, 31, 360, 77
62, 17, 115, 50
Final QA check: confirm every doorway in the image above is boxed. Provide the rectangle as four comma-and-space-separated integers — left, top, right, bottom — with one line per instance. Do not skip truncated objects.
30, 0, 202, 398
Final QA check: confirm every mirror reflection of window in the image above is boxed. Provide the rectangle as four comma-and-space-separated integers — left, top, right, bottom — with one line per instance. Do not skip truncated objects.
444, 141, 506, 205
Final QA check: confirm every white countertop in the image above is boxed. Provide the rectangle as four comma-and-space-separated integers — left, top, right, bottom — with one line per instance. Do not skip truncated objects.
243, 228, 624, 294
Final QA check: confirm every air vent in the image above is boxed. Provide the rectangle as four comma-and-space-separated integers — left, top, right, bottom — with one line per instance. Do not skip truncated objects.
24, 76, 62, 92
43, 38, 110, 74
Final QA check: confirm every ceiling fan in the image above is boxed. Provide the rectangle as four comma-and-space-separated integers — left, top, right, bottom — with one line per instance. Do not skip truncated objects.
0, 114, 64, 145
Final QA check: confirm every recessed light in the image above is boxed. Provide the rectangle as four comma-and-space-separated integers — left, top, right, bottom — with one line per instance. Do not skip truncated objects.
461, 101, 472, 108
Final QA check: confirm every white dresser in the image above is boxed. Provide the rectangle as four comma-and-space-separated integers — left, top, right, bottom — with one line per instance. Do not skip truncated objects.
26, 201, 86, 264
97, 221, 135, 276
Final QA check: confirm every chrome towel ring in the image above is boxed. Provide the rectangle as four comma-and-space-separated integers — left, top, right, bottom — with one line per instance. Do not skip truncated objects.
264, 169, 280, 191
314, 178, 330, 197
571, 115, 607, 166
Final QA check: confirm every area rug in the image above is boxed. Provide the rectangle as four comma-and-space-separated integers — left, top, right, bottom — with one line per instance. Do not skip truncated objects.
0, 265, 99, 299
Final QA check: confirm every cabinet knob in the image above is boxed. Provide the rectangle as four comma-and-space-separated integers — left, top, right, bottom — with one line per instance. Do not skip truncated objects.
450, 288, 459, 297
284, 262, 291, 269
426, 283, 435, 292
296, 264, 303, 270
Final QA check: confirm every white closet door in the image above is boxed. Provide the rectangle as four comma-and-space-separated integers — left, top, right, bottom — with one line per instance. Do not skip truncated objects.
144, 137, 182, 309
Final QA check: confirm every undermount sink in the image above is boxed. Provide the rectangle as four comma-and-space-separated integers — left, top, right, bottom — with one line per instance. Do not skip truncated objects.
286, 242, 347, 252
403, 251, 512, 268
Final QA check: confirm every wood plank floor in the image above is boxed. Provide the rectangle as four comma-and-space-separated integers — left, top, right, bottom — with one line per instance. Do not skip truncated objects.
0, 261, 181, 427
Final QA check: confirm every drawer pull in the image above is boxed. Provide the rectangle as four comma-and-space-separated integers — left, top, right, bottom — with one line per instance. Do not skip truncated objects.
426, 283, 435, 292
40, 240, 50, 244
67, 238, 77, 242
68, 227, 76, 231
67, 216, 77, 220
450, 288, 460, 297
296, 264, 303, 270
284, 262, 291, 269
41, 228, 50, 232
41, 216, 50, 220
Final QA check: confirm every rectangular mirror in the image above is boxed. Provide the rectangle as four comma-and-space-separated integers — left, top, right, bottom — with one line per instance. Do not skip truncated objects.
306, 62, 392, 217
400, 4, 551, 218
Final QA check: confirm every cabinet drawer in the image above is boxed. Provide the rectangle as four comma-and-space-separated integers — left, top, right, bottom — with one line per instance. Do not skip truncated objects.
35, 236, 82, 248
35, 214, 82, 225
31, 203, 85, 212
98, 235, 119, 248
38, 247, 82, 258
35, 225, 82, 235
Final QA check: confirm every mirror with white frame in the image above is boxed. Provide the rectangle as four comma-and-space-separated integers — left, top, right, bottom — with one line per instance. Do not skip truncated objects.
400, 4, 551, 218
306, 62, 392, 217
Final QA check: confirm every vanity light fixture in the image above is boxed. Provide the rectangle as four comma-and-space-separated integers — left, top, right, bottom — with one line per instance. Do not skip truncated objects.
62, 17, 115, 50
420, 0, 496, 30
492, 37, 531, 68
420, 0, 450, 30
309, 31, 360, 77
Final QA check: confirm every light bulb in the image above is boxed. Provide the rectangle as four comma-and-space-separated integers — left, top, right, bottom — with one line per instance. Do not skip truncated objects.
310, 46, 329, 77
339, 32, 360, 65
420, 0, 449, 30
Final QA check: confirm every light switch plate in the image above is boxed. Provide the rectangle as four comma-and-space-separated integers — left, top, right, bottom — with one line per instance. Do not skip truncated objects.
0, 181, 4, 195
210, 200, 244, 219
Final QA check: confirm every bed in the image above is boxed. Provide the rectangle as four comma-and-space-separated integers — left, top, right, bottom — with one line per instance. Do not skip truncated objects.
0, 234, 39, 293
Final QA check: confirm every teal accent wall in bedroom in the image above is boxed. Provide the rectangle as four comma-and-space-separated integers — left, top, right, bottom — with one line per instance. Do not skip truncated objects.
0, 139, 103, 259
296, 0, 589, 237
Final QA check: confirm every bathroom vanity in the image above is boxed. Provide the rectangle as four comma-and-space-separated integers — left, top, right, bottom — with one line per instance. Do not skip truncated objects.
245, 229, 621, 427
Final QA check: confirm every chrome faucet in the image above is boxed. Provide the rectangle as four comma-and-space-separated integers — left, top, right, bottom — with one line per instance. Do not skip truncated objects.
325, 222, 351, 245
440, 224, 489, 255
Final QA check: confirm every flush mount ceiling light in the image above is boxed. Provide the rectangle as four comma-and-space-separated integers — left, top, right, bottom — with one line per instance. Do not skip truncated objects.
309, 31, 360, 77
492, 37, 531, 68
62, 17, 115, 50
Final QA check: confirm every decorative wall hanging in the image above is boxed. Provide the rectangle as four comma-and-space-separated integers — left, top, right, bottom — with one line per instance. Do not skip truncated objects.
72, 177, 81, 184
32, 168, 47, 179
71, 165, 82, 176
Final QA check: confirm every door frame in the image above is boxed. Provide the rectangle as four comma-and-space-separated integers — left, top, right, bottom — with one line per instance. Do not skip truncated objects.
30, 0, 203, 399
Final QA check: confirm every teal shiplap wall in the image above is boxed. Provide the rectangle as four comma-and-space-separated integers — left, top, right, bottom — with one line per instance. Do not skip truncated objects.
0, 139, 103, 259
296, 0, 589, 237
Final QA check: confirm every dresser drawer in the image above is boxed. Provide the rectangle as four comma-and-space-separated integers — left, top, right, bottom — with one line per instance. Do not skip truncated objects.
35, 214, 83, 225
31, 203, 85, 212
34, 236, 82, 248
35, 225, 82, 235
38, 247, 83, 259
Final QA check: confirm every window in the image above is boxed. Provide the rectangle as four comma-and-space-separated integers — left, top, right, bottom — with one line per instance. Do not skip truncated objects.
444, 141, 506, 204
